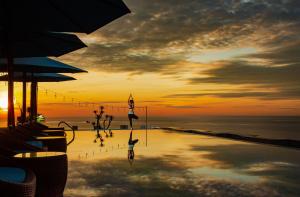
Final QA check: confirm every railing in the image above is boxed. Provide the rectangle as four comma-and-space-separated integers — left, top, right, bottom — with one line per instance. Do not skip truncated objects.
58, 121, 76, 146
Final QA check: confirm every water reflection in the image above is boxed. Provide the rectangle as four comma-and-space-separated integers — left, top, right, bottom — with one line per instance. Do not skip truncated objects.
188, 167, 260, 183
64, 130, 300, 197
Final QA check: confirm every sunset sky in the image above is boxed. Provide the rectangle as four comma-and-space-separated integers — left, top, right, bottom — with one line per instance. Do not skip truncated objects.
0, 0, 300, 118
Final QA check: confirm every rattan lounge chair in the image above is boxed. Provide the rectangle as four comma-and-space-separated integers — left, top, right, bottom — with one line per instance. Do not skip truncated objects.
16, 126, 65, 138
4, 127, 67, 153
0, 131, 42, 156
35, 137, 67, 152
13, 152, 68, 197
26, 122, 65, 131
0, 166, 36, 197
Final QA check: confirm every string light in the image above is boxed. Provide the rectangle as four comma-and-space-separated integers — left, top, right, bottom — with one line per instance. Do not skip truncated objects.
37, 85, 148, 114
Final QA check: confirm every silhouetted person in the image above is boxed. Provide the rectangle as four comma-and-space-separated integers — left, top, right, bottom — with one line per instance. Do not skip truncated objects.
128, 94, 138, 130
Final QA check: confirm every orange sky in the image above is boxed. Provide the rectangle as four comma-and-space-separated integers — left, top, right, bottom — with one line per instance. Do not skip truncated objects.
1, 0, 300, 119
0, 70, 299, 119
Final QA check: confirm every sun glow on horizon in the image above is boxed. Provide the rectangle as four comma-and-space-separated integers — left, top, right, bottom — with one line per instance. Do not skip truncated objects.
0, 91, 18, 112
0, 92, 8, 111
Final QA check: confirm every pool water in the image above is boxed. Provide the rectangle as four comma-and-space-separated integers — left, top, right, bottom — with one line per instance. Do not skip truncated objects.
64, 129, 300, 197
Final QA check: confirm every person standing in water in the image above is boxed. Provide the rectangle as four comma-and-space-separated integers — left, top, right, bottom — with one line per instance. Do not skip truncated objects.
128, 94, 138, 130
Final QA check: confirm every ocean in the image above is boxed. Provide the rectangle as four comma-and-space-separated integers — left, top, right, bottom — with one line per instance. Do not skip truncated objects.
42, 116, 300, 140
0, 115, 298, 140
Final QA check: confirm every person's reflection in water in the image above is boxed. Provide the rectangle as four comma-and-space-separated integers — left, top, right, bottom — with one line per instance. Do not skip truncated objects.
128, 131, 138, 165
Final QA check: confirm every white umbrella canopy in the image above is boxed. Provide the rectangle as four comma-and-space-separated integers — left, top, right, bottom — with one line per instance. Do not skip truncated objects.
0, 0, 130, 34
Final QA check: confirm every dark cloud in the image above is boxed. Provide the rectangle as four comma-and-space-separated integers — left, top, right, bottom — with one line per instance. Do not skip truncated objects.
186, 59, 300, 99
55, 0, 300, 101
164, 90, 300, 100
59, 0, 300, 74
190, 61, 299, 86
248, 40, 300, 65
77, 43, 181, 74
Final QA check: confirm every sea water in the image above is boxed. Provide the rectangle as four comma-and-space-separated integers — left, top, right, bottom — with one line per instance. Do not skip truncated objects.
44, 116, 300, 140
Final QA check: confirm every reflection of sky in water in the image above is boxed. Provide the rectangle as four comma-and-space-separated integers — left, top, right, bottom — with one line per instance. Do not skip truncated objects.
64, 130, 300, 197
188, 167, 260, 183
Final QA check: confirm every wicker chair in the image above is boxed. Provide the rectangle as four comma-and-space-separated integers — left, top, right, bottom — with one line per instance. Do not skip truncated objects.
34, 137, 67, 152
41, 130, 66, 137
1, 128, 67, 153
0, 132, 42, 156
0, 167, 36, 197
24, 122, 65, 131
16, 126, 65, 138
13, 152, 68, 197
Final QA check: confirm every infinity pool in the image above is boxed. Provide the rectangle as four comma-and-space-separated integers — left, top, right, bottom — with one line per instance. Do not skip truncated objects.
64, 129, 300, 197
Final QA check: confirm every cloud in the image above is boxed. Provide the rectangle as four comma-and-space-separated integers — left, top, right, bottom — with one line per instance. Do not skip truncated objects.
164, 92, 269, 99
248, 40, 300, 65
54, 0, 300, 102
59, 0, 300, 75
164, 91, 300, 100
190, 61, 299, 85
164, 105, 207, 109
65, 156, 282, 197
186, 55, 300, 100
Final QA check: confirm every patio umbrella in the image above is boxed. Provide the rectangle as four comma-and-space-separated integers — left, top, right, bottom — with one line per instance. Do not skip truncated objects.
1, 0, 130, 128
0, 31, 86, 128
0, 73, 76, 121
0, 31, 87, 58
0, 0, 130, 34
0, 73, 75, 83
0, 57, 87, 73
0, 57, 87, 122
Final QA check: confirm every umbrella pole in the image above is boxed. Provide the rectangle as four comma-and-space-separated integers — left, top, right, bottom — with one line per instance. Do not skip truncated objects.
7, 56, 15, 129
22, 72, 27, 124
3, 0, 15, 129
35, 82, 38, 119
30, 81, 37, 122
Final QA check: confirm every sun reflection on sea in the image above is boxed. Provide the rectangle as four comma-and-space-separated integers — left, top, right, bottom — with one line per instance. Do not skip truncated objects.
0, 92, 8, 111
